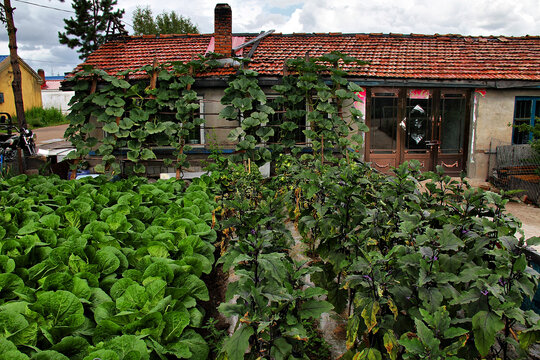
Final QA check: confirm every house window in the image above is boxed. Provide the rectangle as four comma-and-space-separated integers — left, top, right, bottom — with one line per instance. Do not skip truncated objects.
155, 97, 205, 145
512, 97, 539, 145
186, 97, 205, 144
267, 96, 308, 146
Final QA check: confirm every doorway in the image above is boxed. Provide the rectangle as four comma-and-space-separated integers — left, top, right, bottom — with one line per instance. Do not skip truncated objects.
365, 88, 470, 175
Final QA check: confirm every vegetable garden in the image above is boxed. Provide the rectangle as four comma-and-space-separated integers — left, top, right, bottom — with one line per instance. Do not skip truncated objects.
0, 53, 539, 359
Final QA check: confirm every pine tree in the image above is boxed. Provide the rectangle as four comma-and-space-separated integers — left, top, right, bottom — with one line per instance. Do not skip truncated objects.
132, 6, 199, 36
58, 0, 125, 60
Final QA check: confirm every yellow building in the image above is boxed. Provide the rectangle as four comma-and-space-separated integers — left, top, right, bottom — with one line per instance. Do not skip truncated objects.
0, 55, 43, 116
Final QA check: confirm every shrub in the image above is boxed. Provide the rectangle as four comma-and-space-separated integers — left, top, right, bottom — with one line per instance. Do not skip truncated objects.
14, 107, 67, 128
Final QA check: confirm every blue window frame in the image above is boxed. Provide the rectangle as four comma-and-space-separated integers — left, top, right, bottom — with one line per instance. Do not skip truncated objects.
512, 97, 539, 144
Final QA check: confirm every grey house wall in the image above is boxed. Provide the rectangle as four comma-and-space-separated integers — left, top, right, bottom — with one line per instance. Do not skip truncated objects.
468, 89, 540, 180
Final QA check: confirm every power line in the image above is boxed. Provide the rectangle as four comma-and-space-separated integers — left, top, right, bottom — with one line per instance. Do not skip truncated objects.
13, 0, 74, 13
13, 0, 133, 29
122, 20, 133, 29
24, 58, 77, 65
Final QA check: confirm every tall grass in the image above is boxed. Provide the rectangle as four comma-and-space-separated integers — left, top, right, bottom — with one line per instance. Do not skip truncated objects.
14, 107, 68, 129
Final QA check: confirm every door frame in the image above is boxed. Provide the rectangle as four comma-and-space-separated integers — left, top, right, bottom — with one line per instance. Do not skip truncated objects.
365, 87, 471, 175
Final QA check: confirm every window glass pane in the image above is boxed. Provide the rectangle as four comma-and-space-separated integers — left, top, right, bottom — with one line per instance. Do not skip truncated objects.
268, 98, 307, 145
513, 119, 530, 144
515, 100, 532, 119
370, 97, 397, 151
512, 99, 534, 145
440, 96, 465, 153
406, 91, 432, 151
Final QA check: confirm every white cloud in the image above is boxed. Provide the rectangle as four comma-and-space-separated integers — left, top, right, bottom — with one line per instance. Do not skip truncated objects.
0, 0, 538, 76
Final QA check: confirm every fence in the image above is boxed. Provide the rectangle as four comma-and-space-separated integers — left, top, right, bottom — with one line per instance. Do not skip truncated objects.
487, 139, 540, 204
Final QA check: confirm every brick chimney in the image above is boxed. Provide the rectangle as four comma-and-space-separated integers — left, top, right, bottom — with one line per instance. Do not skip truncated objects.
214, 3, 232, 57
37, 69, 46, 89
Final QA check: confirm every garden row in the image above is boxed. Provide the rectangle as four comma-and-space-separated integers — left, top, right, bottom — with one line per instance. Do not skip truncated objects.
0, 174, 217, 359
198, 149, 540, 359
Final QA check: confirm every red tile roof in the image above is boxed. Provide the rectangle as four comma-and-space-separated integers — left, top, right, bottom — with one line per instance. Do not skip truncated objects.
72, 33, 540, 81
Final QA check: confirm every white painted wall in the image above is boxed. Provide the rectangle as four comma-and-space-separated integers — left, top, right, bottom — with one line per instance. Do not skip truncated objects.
41, 90, 74, 114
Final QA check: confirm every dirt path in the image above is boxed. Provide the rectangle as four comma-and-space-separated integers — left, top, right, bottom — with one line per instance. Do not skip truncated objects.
505, 202, 540, 253
31, 124, 69, 145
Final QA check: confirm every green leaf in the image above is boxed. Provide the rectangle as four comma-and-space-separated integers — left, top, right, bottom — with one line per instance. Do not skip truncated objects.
127, 150, 139, 162
219, 105, 238, 120
256, 127, 274, 141
102, 335, 149, 360
179, 275, 209, 302
145, 122, 166, 134
232, 97, 253, 112
299, 299, 334, 319
103, 122, 120, 134
399, 335, 424, 355
519, 329, 540, 349
0, 338, 18, 354
414, 318, 440, 350
105, 107, 124, 117
108, 97, 126, 107
140, 149, 156, 161
472, 311, 504, 357
163, 307, 190, 341
95, 248, 121, 274
119, 118, 135, 130
241, 116, 260, 129
0, 310, 36, 346
361, 300, 380, 333
18, 221, 39, 235
526, 236, 540, 246
222, 326, 254, 360
83, 350, 119, 360
177, 329, 208, 360
443, 327, 469, 339
270, 337, 292, 360
39, 214, 61, 230
280, 121, 299, 132
383, 330, 399, 360
227, 127, 245, 142
352, 348, 383, 360
50, 336, 90, 359
0, 350, 29, 360
116, 284, 147, 311
31, 350, 70, 360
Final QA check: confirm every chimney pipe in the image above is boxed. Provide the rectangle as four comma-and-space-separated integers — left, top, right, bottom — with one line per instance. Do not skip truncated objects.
214, 4, 232, 57
37, 69, 46, 89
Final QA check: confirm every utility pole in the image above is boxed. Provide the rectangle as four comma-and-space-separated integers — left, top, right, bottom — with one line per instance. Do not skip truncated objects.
2, 0, 27, 129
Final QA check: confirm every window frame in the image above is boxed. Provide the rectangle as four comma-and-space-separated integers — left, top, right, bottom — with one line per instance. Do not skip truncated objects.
188, 96, 205, 145
265, 94, 310, 146
512, 97, 538, 145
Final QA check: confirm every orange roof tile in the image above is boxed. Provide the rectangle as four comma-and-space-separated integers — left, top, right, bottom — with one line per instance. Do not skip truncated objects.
72, 33, 540, 81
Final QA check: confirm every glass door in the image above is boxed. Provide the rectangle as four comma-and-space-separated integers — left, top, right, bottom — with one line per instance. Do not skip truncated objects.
436, 91, 468, 175
366, 88, 470, 175
402, 90, 433, 171
368, 88, 399, 172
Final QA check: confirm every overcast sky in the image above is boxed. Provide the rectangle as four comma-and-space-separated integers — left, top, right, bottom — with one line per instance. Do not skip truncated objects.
0, 0, 538, 77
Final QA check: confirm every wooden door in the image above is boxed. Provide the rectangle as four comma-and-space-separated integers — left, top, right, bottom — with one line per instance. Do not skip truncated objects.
366, 88, 469, 175
434, 91, 470, 176
402, 89, 433, 171
366, 88, 400, 172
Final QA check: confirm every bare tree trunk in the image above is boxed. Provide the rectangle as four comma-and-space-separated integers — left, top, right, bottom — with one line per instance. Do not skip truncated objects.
3, 0, 26, 129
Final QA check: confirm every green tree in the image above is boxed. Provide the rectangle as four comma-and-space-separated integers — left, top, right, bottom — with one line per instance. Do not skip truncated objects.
132, 6, 199, 35
58, 0, 126, 60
